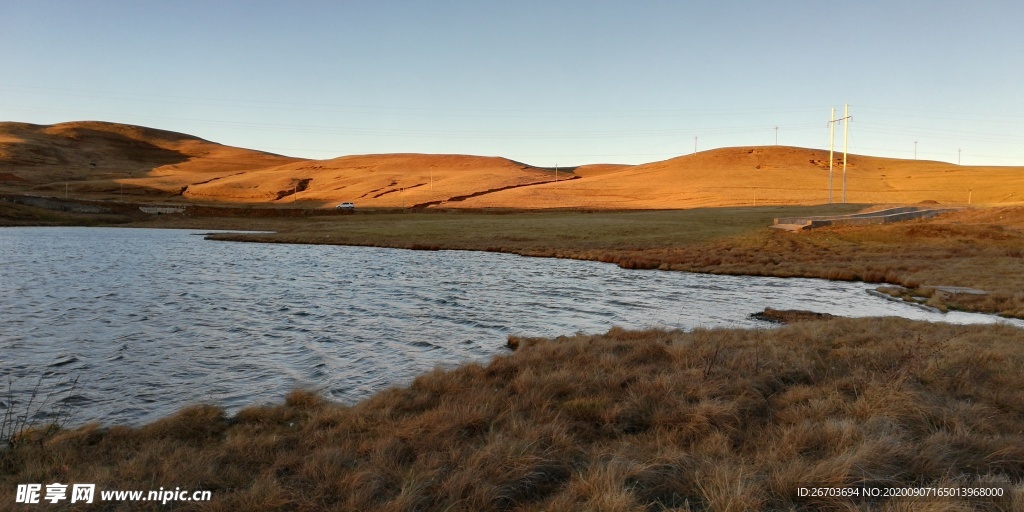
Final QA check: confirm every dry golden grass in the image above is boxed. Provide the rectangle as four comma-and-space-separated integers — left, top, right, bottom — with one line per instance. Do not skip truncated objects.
571, 163, 635, 178
200, 204, 849, 250
3, 318, 1022, 511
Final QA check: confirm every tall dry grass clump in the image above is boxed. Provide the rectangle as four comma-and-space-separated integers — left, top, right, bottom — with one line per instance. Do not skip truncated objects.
2, 318, 1023, 510
1, 375, 79, 449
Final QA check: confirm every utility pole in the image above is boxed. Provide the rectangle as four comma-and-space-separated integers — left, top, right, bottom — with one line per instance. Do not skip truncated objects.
827, 106, 852, 203
842, 104, 850, 203
829, 107, 835, 204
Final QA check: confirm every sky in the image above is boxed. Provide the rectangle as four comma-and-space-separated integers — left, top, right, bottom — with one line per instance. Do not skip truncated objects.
2, 1, 1024, 167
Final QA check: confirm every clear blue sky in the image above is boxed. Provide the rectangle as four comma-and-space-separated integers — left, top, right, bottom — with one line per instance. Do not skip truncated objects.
3, 1, 1023, 166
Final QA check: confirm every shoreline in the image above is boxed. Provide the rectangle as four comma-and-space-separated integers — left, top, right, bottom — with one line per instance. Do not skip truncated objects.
4, 317, 1023, 510
4, 202, 1024, 510
205, 232, 1024, 322
3, 199, 1023, 318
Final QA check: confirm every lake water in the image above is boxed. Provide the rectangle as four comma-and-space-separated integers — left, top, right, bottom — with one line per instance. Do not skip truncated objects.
2, 227, 1020, 426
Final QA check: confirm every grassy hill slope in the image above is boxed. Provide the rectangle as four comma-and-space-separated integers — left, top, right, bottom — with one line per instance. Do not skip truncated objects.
455, 146, 1024, 208
4, 123, 1022, 208
181, 153, 557, 206
0, 121, 300, 200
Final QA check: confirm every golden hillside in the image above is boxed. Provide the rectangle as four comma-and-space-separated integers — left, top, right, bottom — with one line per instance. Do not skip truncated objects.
454, 146, 1024, 208
3, 122, 1022, 208
0, 122, 558, 206
0, 121, 299, 199
180, 153, 555, 206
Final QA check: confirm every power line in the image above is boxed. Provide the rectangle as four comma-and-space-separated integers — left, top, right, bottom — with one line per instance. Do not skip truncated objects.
842, 104, 850, 203
0, 103, 825, 140
856, 122, 1024, 143
857, 105, 1024, 122
0, 83, 829, 119
4, 99, 1023, 165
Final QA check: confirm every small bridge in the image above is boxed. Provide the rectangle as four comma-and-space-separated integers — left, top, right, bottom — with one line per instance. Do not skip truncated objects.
772, 206, 962, 231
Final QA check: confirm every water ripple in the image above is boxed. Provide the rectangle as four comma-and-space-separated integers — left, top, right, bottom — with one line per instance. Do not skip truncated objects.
1, 226, 1020, 427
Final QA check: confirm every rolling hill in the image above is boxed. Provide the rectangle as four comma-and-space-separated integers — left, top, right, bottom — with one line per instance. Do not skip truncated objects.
454, 146, 1024, 208
3, 121, 1022, 208
0, 121, 559, 206
0, 121, 300, 199
179, 153, 556, 206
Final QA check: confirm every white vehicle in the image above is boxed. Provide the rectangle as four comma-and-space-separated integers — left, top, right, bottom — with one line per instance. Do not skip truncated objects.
335, 202, 355, 209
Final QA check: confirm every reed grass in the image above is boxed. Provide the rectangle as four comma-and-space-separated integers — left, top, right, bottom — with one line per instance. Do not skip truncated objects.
1, 376, 78, 449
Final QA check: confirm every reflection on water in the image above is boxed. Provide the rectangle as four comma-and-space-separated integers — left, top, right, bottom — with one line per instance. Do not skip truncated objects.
1, 227, 1019, 426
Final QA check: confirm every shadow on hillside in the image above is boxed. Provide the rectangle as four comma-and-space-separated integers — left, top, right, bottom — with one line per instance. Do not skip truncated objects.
1, 127, 191, 172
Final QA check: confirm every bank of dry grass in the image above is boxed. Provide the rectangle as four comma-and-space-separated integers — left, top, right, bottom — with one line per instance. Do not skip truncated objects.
203, 205, 858, 249
201, 205, 1024, 318
0, 202, 132, 227
4, 201, 1022, 316
2, 318, 1022, 511
585, 207, 1024, 318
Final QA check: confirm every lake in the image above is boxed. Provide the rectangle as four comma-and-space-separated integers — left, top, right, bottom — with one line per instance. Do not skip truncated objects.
1, 227, 1019, 426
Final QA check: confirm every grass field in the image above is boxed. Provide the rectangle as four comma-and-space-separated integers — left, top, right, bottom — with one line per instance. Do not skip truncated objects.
3, 317, 1022, 511
198, 205, 865, 251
